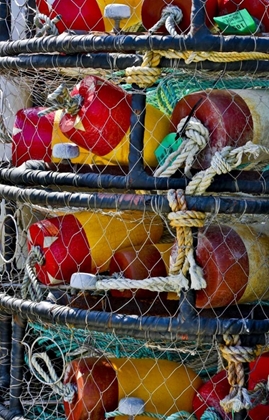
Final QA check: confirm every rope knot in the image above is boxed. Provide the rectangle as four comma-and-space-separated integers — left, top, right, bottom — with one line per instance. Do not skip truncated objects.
149, 5, 183, 36
38, 83, 83, 116
34, 13, 61, 37
219, 335, 268, 413
168, 189, 206, 290
211, 149, 232, 174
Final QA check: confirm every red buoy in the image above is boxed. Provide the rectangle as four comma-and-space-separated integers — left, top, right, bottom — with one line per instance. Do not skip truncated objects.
217, 0, 269, 32
12, 107, 54, 166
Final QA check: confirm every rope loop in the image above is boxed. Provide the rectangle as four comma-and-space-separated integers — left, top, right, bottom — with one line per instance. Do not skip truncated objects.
34, 13, 61, 36
148, 5, 183, 36
154, 116, 209, 179
38, 83, 83, 116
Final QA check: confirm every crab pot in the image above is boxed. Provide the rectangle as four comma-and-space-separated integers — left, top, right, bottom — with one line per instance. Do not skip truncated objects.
27, 211, 163, 285
171, 89, 269, 169
63, 357, 203, 420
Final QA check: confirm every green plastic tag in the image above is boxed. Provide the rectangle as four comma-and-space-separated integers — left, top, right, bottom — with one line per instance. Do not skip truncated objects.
213, 9, 257, 35
155, 133, 183, 166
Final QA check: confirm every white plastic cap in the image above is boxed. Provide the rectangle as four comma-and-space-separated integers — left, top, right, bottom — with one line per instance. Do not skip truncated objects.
118, 397, 145, 416
104, 4, 131, 20
52, 143, 80, 160
70, 272, 97, 290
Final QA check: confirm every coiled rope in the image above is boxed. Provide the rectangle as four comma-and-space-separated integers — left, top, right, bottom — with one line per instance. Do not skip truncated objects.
148, 5, 183, 36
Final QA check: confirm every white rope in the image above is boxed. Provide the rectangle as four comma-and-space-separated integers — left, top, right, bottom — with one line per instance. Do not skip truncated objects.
21, 246, 44, 301
186, 141, 269, 195
34, 13, 60, 36
88, 274, 189, 294
154, 117, 209, 179
30, 352, 75, 403
148, 5, 183, 36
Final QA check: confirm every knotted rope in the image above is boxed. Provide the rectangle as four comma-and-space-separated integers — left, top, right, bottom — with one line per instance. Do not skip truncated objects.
219, 335, 269, 413
38, 83, 83, 116
186, 141, 269, 195
21, 246, 45, 302
126, 50, 162, 88
148, 5, 183, 36
34, 13, 61, 37
154, 116, 209, 179
167, 189, 206, 291
30, 351, 75, 403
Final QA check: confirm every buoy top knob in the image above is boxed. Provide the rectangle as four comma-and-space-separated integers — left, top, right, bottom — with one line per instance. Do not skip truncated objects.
70, 272, 97, 290
52, 143, 79, 160
118, 397, 145, 416
104, 4, 131, 20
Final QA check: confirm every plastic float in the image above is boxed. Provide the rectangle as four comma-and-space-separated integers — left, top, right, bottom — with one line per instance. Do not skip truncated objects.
217, 0, 269, 32
170, 89, 269, 169
35, 0, 142, 34
141, 0, 218, 33
12, 76, 170, 167
27, 211, 163, 285
63, 357, 203, 420
109, 243, 172, 298
193, 352, 269, 419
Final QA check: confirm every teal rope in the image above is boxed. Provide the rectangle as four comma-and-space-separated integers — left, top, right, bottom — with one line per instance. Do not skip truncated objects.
105, 410, 196, 419
201, 408, 223, 420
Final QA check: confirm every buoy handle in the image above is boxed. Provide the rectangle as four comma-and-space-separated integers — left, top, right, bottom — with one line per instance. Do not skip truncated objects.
104, 4, 131, 33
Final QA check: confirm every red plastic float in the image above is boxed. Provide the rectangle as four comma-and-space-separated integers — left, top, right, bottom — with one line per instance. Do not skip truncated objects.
36, 0, 142, 33
193, 353, 269, 420
142, 0, 218, 33
27, 211, 163, 285
171, 89, 269, 169
217, 0, 269, 32
63, 357, 203, 420
12, 76, 170, 167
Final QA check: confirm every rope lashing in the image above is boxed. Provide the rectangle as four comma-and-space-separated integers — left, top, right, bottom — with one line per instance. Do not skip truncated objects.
21, 246, 44, 302
186, 141, 269, 195
219, 334, 269, 413
125, 51, 162, 88
38, 83, 83, 116
154, 116, 209, 179
148, 5, 183, 36
167, 189, 206, 291
30, 351, 75, 403
34, 13, 61, 37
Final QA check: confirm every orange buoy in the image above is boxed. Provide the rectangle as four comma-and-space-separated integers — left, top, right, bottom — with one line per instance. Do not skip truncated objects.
12, 76, 170, 167
109, 243, 172, 298
64, 357, 203, 420
36, 0, 142, 34
171, 89, 269, 169
142, 0, 218, 33
27, 211, 163, 285
195, 224, 269, 308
